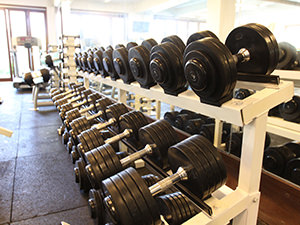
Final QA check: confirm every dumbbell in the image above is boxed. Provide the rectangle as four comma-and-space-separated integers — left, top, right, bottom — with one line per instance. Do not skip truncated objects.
184, 118, 207, 135
149, 35, 188, 95
87, 50, 97, 73
59, 89, 94, 121
54, 86, 86, 109
279, 95, 300, 123
69, 103, 129, 145
285, 156, 300, 185
64, 96, 112, 130
184, 23, 278, 106
101, 134, 226, 225
88, 173, 160, 224
226, 132, 271, 158
93, 47, 109, 77
263, 141, 300, 176
164, 111, 180, 126
51, 83, 80, 102
199, 123, 231, 143
115, 44, 125, 49
174, 112, 205, 130
102, 47, 120, 81
126, 42, 138, 50
85, 119, 178, 189
73, 110, 149, 162
277, 42, 297, 70
128, 39, 158, 88
157, 191, 198, 225
234, 88, 254, 100
112, 45, 135, 84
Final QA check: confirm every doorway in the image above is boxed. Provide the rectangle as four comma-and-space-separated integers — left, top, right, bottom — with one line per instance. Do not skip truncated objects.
0, 6, 48, 81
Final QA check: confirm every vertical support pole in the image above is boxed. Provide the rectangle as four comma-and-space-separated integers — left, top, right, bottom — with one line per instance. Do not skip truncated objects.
207, 0, 235, 42
32, 86, 36, 101
118, 89, 127, 104
156, 100, 161, 119
84, 77, 89, 89
213, 119, 223, 148
33, 85, 39, 110
232, 112, 268, 225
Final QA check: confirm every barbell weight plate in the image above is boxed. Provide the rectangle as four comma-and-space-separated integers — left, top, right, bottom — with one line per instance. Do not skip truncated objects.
88, 127, 101, 149
90, 128, 105, 147
86, 151, 104, 189
100, 144, 122, 178
104, 144, 123, 172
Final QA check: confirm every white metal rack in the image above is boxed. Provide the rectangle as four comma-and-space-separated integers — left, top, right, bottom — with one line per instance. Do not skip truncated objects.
79, 71, 294, 225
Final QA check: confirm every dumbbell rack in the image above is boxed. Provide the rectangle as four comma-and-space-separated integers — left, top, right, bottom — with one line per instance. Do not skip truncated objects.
59, 35, 80, 84
266, 69, 300, 141
79, 70, 293, 225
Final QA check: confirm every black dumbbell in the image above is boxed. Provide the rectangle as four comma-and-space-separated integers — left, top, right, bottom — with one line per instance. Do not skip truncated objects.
74, 110, 149, 162
87, 50, 97, 73
126, 42, 138, 50
279, 95, 300, 123
80, 52, 89, 72
101, 135, 226, 225
149, 35, 188, 95
264, 141, 300, 176
93, 47, 109, 77
55, 86, 86, 109
285, 157, 300, 185
128, 39, 158, 88
88, 173, 160, 224
277, 42, 297, 70
199, 123, 231, 143
184, 23, 278, 106
51, 83, 80, 102
226, 132, 271, 157
234, 88, 254, 100
174, 112, 204, 130
184, 118, 207, 135
164, 111, 180, 126
112, 46, 135, 84
102, 47, 120, 81
85, 119, 178, 189
156, 191, 198, 225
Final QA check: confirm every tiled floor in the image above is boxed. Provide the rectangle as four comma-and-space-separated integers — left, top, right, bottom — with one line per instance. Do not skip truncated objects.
0, 82, 94, 225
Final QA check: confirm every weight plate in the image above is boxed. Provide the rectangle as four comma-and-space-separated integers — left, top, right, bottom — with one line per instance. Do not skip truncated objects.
113, 47, 135, 84
285, 142, 300, 157
86, 151, 104, 189
161, 35, 185, 53
279, 96, 300, 122
102, 49, 119, 80
277, 42, 297, 69
88, 128, 100, 149
187, 30, 219, 46
105, 144, 123, 172
284, 158, 300, 185
141, 39, 158, 52
125, 168, 161, 225
126, 42, 138, 50
101, 144, 121, 177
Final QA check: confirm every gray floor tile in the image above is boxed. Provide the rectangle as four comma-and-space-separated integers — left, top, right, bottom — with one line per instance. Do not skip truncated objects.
11, 206, 93, 225
12, 151, 88, 221
18, 125, 64, 158
0, 130, 18, 162
20, 110, 61, 129
0, 160, 15, 224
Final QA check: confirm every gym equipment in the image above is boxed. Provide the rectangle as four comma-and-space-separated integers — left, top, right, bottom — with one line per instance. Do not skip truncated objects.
87, 50, 97, 73
101, 135, 226, 225
115, 44, 125, 49
199, 123, 231, 143
164, 111, 180, 126
113, 46, 135, 84
157, 191, 198, 225
234, 88, 254, 100
102, 47, 120, 81
285, 157, 300, 185
93, 48, 109, 77
184, 23, 279, 106
264, 142, 300, 176
23, 68, 51, 86
128, 39, 158, 88
126, 42, 138, 50
55, 86, 86, 109
185, 118, 207, 135
277, 42, 297, 70
149, 35, 188, 95
88, 173, 160, 224
85, 119, 178, 189
186, 30, 219, 46
278, 95, 300, 123
226, 132, 271, 158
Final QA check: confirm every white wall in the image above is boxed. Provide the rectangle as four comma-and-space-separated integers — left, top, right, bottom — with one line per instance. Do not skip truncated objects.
0, 0, 57, 45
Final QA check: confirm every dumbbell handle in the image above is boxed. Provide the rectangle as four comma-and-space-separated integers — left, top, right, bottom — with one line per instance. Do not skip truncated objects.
87, 111, 103, 121
58, 89, 73, 97
72, 99, 87, 108
233, 48, 250, 64
69, 95, 82, 103
93, 118, 116, 131
149, 167, 188, 196
104, 129, 132, 145
120, 144, 155, 167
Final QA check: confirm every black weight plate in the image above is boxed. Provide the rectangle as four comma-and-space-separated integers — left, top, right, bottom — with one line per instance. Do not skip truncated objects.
80, 131, 93, 153
105, 144, 123, 172
225, 23, 277, 75
89, 189, 105, 224
103, 49, 119, 80
113, 47, 135, 84
70, 119, 81, 138
89, 148, 106, 181
169, 193, 185, 224
196, 135, 227, 187
188, 136, 220, 194
78, 132, 90, 154
128, 45, 156, 88
174, 192, 191, 224
88, 128, 101, 149
158, 119, 178, 146
161, 35, 185, 54
277, 42, 297, 69
177, 192, 193, 219
102, 176, 134, 225
86, 151, 104, 189
279, 96, 300, 122
187, 30, 219, 46
141, 39, 158, 52
126, 42, 138, 50
125, 168, 160, 225
284, 158, 300, 185
93, 146, 113, 181
121, 170, 154, 225
285, 142, 300, 157
101, 144, 121, 176
91, 127, 105, 147
168, 141, 207, 199
83, 129, 95, 152
115, 172, 145, 223
166, 194, 183, 225
178, 139, 211, 198
156, 194, 178, 224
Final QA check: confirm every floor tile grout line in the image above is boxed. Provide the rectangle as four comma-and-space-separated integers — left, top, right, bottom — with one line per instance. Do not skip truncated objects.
10, 205, 88, 224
